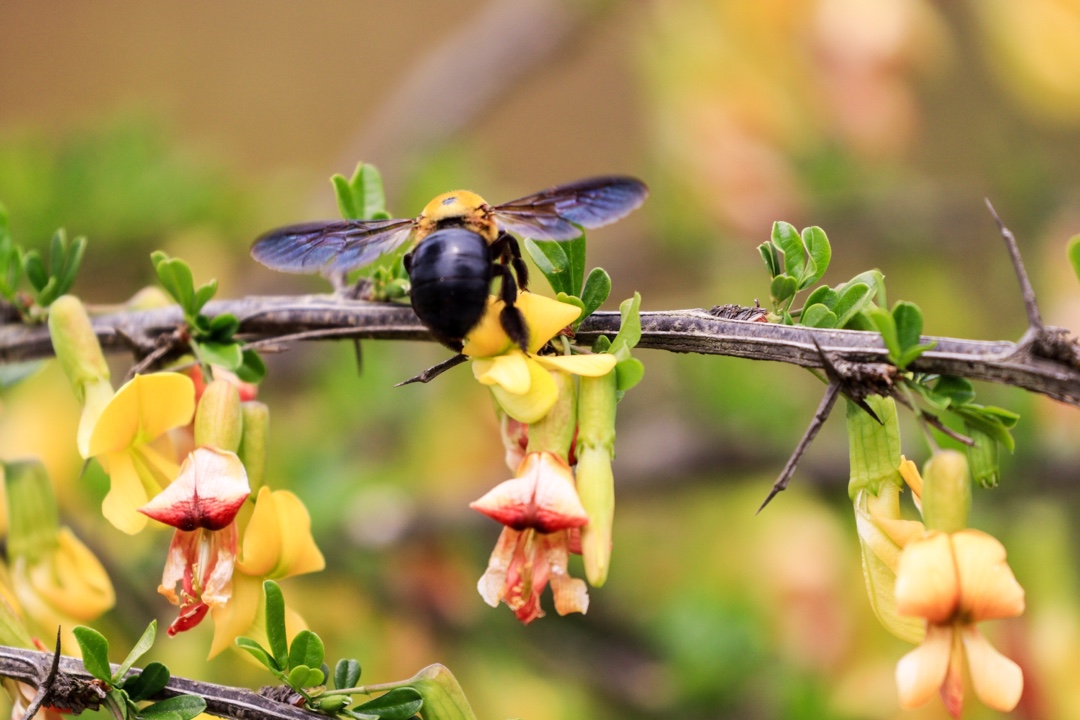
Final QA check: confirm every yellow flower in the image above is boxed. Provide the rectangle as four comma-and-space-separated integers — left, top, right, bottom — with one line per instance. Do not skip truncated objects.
208, 486, 325, 657
895, 529, 1025, 717
462, 293, 616, 424
85, 373, 196, 534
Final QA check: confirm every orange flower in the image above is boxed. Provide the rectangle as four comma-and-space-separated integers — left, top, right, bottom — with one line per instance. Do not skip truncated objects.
895, 529, 1025, 717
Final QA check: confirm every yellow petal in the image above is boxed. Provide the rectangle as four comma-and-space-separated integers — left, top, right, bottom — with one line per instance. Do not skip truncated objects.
895, 624, 953, 709
269, 490, 325, 577
28, 528, 115, 620
961, 625, 1024, 713
461, 297, 513, 358
473, 353, 532, 394
535, 353, 617, 377
100, 452, 151, 535
490, 360, 558, 424
77, 379, 114, 459
209, 571, 261, 658
237, 487, 283, 577
88, 373, 195, 456
952, 529, 1025, 621
895, 532, 959, 623
237, 488, 324, 579
515, 292, 581, 354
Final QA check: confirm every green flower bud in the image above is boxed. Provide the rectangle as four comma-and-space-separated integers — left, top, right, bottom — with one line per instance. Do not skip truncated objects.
194, 380, 242, 452
921, 450, 971, 533
3, 460, 59, 563
238, 401, 270, 494
577, 370, 617, 587
846, 396, 903, 499
48, 295, 109, 404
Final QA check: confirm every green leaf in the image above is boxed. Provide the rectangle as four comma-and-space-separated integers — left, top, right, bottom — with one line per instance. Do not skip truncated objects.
354, 688, 423, 720
892, 301, 924, 353
771, 221, 805, 280
800, 304, 837, 328
263, 580, 289, 671
334, 163, 389, 221
896, 341, 936, 370
235, 637, 277, 671
800, 226, 831, 288
1068, 234, 1080, 284
334, 658, 362, 690
35, 278, 61, 307
769, 275, 797, 306
73, 626, 113, 683
207, 313, 240, 339
579, 267, 611, 320
56, 235, 87, 298
288, 630, 325, 672
563, 234, 587, 298
236, 350, 267, 383
197, 341, 244, 370
523, 238, 573, 296
838, 269, 886, 308
965, 427, 1001, 489
932, 376, 975, 406
404, 664, 479, 720
614, 357, 645, 395
332, 174, 360, 221
23, 251, 47, 292
758, 242, 780, 278
192, 281, 218, 315
313, 695, 351, 714
867, 306, 901, 365
138, 695, 206, 720
48, 229, 67, 279
608, 293, 642, 362
802, 285, 837, 310
152, 253, 196, 315
122, 662, 170, 701
554, 292, 585, 319
286, 665, 324, 691
114, 620, 157, 682
832, 283, 873, 328
954, 406, 1019, 453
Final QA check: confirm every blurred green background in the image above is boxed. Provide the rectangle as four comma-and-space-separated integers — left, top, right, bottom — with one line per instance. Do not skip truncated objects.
2, 1, 1080, 718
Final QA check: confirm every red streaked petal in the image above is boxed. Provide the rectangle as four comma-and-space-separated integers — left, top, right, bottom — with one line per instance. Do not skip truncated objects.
139, 447, 249, 530
469, 452, 588, 532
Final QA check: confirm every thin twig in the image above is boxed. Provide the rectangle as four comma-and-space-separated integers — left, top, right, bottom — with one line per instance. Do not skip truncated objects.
396, 353, 469, 385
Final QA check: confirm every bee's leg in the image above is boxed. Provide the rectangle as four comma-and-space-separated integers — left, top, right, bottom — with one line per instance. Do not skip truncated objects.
492, 233, 529, 291
493, 263, 529, 353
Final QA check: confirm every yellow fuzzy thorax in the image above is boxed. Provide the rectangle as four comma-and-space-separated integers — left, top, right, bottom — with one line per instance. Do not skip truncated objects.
417, 190, 498, 242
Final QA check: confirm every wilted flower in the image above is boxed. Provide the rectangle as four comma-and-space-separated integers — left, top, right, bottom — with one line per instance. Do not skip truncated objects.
140, 446, 250, 636
471, 451, 590, 623
463, 293, 615, 424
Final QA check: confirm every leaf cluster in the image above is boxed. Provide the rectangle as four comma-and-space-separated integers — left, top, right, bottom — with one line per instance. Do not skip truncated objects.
151, 251, 265, 382
72, 621, 206, 720
331, 163, 409, 301
237, 581, 423, 720
0, 203, 87, 319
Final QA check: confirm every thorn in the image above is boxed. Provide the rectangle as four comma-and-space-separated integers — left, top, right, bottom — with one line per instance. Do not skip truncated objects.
758, 381, 841, 513
21, 628, 63, 720
812, 338, 882, 423
984, 199, 1045, 333
352, 339, 363, 376
396, 354, 468, 386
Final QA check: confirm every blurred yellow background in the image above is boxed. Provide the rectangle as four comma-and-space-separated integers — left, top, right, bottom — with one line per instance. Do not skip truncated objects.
2, 1, 1080, 718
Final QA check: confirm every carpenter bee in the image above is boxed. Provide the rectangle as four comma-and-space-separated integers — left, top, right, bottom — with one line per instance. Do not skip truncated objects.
251, 176, 648, 352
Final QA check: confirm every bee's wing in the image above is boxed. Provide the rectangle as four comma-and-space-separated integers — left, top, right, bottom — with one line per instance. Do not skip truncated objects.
492, 176, 648, 241
251, 218, 416, 274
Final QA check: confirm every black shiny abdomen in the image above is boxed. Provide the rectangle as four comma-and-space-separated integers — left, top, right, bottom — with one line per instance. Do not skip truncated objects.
408, 228, 493, 344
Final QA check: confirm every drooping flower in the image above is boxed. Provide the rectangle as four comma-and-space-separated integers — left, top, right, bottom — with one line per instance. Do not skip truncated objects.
1, 460, 114, 650
86, 372, 197, 534
894, 529, 1025, 716
140, 446, 250, 636
471, 451, 590, 623
463, 293, 616, 424
208, 486, 325, 657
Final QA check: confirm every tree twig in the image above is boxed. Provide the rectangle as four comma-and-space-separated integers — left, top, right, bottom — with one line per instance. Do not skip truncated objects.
1, 295, 1077, 404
